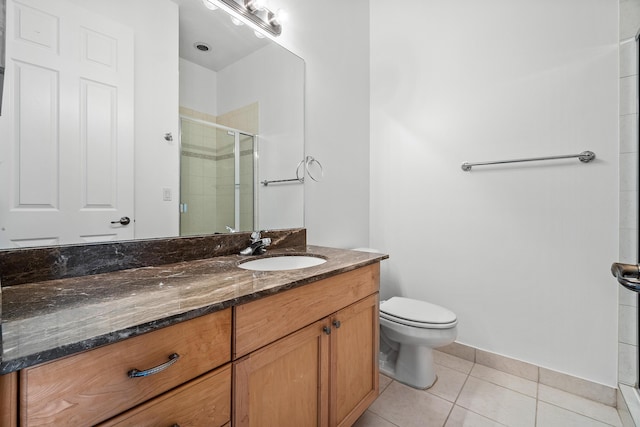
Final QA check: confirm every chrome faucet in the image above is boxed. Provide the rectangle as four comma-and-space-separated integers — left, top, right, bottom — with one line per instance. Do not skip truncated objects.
240, 231, 272, 256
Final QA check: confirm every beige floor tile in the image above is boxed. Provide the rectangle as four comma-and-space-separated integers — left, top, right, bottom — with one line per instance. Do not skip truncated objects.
444, 406, 507, 427
456, 376, 536, 427
433, 350, 474, 374
369, 381, 453, 427
539, 368, 616, 406
428, 364, 469, 402
538, 385, 622, 427
470, 364, 538, 398
437, 342, 476, 362
380, 374, 393, 394
536, 401, 612, 427
475, 350, 538, 382
353, 410, 399, 427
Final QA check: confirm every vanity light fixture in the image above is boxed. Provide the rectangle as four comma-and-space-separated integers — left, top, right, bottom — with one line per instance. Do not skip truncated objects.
205, 0, 283, 37
202, 0, 219, 10
246, 0, 268, 12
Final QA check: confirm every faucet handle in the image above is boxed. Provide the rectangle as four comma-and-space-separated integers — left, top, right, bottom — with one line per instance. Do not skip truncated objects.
250, 231, 261, 241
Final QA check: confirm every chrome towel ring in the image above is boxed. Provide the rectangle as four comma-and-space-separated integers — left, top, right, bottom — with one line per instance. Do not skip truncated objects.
297, 156, 324, 183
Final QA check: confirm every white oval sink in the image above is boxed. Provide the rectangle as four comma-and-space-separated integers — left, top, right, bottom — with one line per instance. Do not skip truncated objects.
239, 255, 327, 271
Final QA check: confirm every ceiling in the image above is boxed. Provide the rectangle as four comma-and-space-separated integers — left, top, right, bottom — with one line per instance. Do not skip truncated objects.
176, 0, 270, 71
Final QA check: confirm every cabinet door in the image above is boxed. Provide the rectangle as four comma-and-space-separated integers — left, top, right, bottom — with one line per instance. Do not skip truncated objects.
330, 294, 379, 427
0, 372, 18, 427
234, 319, 330, 427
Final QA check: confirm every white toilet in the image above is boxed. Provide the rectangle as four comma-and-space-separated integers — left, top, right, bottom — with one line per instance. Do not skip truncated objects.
379, 296, 458, 389
351, 248, 458, 389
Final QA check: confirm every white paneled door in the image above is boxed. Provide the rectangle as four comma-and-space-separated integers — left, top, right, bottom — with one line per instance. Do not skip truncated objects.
0, 0, 134, 248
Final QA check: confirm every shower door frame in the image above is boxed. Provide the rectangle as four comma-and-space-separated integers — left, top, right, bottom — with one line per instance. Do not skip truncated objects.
636, 28, 640, 393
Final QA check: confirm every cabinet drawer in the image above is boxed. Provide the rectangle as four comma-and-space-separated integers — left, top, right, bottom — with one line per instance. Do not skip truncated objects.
234, 264, 379, 358
20, 309, 231, 427
99, 364, 231, 427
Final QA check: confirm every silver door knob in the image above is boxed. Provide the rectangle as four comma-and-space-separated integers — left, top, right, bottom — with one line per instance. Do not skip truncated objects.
111, 216, 131, 225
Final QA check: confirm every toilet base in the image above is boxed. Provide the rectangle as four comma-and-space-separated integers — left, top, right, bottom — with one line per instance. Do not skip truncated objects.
379, 344, 436, 390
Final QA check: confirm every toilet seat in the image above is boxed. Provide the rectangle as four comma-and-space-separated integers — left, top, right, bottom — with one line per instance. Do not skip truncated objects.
380, 297, 457, 330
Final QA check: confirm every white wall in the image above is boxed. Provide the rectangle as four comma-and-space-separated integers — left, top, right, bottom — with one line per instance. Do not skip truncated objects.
273, 0, 371, 248
77, 0, 181, 240
370, 0, 619, 386
179, 58, 218, 116
217, 44, 305, 230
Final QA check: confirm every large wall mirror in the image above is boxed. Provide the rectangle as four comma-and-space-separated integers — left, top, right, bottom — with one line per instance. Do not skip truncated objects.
0, 0, 304, 249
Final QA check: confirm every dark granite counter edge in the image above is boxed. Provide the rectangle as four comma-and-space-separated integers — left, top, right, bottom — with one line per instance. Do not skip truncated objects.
0, 255, 387, 374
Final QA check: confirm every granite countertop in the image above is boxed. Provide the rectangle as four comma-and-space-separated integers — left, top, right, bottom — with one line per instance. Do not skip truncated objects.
0, 245, 387, 374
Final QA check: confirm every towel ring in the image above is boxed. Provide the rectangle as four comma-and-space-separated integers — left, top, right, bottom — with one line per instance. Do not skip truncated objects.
295, 156, 324, 183
304, 156, 324, 182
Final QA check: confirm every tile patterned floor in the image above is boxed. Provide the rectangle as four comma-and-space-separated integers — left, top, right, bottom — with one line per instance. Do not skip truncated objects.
354, 351, 623, 427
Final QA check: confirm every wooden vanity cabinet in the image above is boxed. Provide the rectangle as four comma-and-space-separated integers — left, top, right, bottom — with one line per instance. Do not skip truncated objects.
3, 262, 381, 427
234, 264, 380, 427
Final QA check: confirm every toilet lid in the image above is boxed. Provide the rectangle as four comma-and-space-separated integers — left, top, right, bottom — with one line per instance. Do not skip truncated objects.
380, 297, 457, 325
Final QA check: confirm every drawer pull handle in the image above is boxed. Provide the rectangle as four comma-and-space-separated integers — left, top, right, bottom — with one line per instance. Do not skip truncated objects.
128, 353, 180, 378
333, 320, 341, 329
323, 326, 331, 335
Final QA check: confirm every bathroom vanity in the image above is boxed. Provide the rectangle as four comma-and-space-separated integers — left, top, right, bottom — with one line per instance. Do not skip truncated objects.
0, 231, 386, 426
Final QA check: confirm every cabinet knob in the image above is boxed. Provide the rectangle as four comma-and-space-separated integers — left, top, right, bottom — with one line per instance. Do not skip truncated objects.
322, 326, 331, 335
332, 320, 341, 329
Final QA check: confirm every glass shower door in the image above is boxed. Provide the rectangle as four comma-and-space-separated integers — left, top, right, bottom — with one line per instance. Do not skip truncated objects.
179, 118, 256, 236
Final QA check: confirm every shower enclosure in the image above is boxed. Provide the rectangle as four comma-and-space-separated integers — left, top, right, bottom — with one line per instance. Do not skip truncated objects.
179, 117, 257, 236
612, 26, 640, 424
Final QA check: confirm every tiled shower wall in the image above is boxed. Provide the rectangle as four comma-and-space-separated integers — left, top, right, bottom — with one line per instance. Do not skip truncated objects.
619, 1, 640, 424
179, 107, 219, 236
619, 0, 640, 388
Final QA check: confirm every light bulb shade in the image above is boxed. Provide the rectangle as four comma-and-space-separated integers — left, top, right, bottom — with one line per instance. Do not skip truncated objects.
247, 0, 268, 12
274, 8, 287, 23
202, 0, 219, 10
